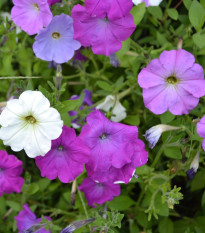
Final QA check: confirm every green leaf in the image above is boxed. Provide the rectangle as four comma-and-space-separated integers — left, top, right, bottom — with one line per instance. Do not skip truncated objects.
191, 170, 205, 191
155, 193, 169, 217
148, 6, 163, 20
159, 218, 174, 233
184, 0, 192, 9
37, 178, 51, 192
167, 8, 179, 20
108, 195, 135, 211
25, 183, 40, 195
164, 147, 182, 159
193, 33, 205, 48
160, 111, 175, 124
6, 201, 21, 211
124, 115, 140, 126
96, 81, 113, 92
189, 0, 205, 31
131, 2, 146, 26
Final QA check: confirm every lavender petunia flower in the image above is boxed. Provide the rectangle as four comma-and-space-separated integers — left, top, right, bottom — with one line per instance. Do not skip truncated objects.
71, 3, 136, 56
138, 49, 205, 115
0, 150, 24, 196
79, 110, 148, 183
132, 0, 163, 7
78, 178, 121, 208
11, 0, 52, 35
197, 116, 205, 151
33, 14, 81, 64
15, 204, 51, 233
35, 126, 90, 183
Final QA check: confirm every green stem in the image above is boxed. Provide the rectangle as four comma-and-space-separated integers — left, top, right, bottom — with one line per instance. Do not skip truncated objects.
151, 146, 164, 168
77, 186, 89, 219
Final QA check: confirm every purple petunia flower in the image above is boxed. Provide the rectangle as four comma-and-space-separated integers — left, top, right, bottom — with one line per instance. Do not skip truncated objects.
15, 204, 51, 233
33, 14, 81, 64
11, 0, 52, 35
138, 49, 205, 115
35, 126, 90, 183
71, 2, 136, 56
0, 150, 24, 197
79, 110, 148, 183
78, 177, 121, 208
47, 0, 61, 5
197, 117, 205, 151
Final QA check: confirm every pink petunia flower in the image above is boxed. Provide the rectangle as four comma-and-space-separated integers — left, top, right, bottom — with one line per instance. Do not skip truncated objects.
78, 177, 121, 208
79, 110, 148, 183
11, 0, 52, 35
197, 117, 205, 151
35, 126, 90, 183
47, 0, 61, 5
0, 150, 24, 196
71, 2, 136, 56
15, 204, 51, 233
138, 49, 205, 115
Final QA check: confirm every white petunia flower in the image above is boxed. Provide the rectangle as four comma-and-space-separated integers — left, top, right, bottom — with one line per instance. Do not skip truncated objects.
144, 124, 181, 149
132, 0, 163, 7
0, 90, 63, 158
96, 95, 127, 122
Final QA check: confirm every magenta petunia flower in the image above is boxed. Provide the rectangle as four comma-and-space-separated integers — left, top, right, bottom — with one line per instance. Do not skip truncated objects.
85, 0, 133, 20
197, 116, 205, 151
86, 138, 148, 184
138, 49, 205, 115
79, 110, 148, 183
15, 204, 51, 233
0, 150, 24, 197
71, 4, 136, 56
47, 0, 61, 5
78, 177, 121, 208
35, 126, 90, 183
11, 0, 52, 35
33, 14, 81, 64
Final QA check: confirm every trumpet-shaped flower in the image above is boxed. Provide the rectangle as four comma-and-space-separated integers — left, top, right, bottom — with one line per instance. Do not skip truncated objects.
0, 91, 63, 158
78, 177, 121, 208
187, 151, 200, 179
197, 116, 205, 151
144, 124, 181, 149
33, 14, 81, 64
132, 0, 163, 6
138, 49, 205, 115
35, 126, 90, 183
60, 219, 95, 233
11, 0, 52, 35
0, 150, 24, 196
96, 95, 126, 122
71, 4, 135, 56
15, 204, 51, 233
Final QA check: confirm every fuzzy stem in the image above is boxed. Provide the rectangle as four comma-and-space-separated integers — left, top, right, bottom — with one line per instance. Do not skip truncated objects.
151, 146, 164, 168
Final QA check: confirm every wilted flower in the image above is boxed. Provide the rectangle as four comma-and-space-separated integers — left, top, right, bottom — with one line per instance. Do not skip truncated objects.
0, 150, 24, 196
145, 124, 181, 149
138, 49, 205, 115
35, 126, 89, 183
71, 1, 135, 56
109, 53, 120, 67
96, 95, 126, 122
15, 204, 51, 233
132, 0, 163, 6
0, 91, 63, 158
79, 177, 121, 208
11, 0, 52, 35
187, 151, 200, 179
33, 14, 81, 64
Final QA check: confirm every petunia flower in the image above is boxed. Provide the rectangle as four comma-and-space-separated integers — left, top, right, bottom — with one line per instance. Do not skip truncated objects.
14, 204, 51, 233
78, 177, 121, 208
11, 0, 52, 35
132, 0, 163, 7
0, 90, 63, 158
79, 110, 148, 183
144, 124, 181, 149
47, 0, 61, 5
35, 126, 90, 183
33, 14, 81, 64
187, 151, 200, 180
96, 95, 126, 122
71, 3, 136, 56
0, 150, 24, 196
197, 116, 205, 151
138, 49, 205, 115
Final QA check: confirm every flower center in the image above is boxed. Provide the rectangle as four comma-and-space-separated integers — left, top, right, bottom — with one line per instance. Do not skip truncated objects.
100, 133, 107, 140
25, 116, 37, 124
58, 145, 64, 151
52, 32, 61, 39
33, 3, 40, 11
166, 76, 178, 85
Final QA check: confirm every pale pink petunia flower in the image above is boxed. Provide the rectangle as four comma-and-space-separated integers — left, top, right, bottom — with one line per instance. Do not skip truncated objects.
11, 0, 52, 35
138, 49, 205, 115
